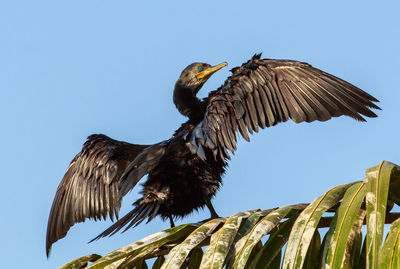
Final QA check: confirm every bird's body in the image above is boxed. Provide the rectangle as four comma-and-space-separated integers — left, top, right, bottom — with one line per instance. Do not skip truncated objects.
46, 54, 380, 255
141, 124, 225, 218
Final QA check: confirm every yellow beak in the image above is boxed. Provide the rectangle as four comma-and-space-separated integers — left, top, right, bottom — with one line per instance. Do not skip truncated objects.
196, 62, 228, 82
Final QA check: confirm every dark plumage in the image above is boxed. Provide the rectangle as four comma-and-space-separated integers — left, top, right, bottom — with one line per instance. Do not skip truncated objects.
46, 54, 380, 256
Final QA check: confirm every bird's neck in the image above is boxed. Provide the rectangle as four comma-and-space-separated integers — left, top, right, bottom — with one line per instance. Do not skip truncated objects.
173, 83, 205, 121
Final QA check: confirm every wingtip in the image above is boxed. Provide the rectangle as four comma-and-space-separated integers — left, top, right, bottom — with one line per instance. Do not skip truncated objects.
351, 113, 367, 122
372, 103, 382, 111
88, 236, 99, 244
45, 235, 54, 258
46, 240, 53, 258
369, 95, 380, 103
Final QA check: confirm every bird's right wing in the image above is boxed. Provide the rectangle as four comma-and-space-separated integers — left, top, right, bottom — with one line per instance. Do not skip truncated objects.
90, 141, 170, 241
188, 54, 380, 161
46, 134, 149, 256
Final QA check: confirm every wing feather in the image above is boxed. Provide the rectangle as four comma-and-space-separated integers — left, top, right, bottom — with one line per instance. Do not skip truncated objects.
189, 54, 380, 161
252, 87, 266, 128
46, 134, 151, 256
245, 91, 260, 131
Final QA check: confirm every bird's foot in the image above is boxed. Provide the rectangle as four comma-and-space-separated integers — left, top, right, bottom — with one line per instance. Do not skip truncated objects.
169, 215, 175, 228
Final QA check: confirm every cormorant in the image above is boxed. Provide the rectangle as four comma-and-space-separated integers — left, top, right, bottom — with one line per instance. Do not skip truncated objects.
46, 54, 380, 256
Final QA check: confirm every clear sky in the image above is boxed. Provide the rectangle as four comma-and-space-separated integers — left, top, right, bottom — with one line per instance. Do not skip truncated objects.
1, 1, 399, 268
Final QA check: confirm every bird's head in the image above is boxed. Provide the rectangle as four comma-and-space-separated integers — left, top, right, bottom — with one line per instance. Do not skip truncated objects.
175, 62, 228, 95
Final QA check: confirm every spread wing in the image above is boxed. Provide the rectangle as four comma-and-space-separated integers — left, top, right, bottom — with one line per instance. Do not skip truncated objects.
188, 54, 380, 161
46, 134, 149, 256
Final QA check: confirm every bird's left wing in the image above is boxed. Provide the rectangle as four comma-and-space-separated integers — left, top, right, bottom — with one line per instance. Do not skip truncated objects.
188, 54, 380, 161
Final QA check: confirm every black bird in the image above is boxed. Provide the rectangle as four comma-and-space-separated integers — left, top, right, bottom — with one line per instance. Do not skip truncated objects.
46, 54, 380, 255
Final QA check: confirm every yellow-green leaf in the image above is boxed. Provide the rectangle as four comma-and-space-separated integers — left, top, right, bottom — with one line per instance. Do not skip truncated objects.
152, 256, 165, 269
302, 230, 321, 269
379, 217, 400, 269
365, 161, 397, 268
88, 224, 198, 269
248, 216, 298, 269
199, 211, 252, 269
135, 260, 148, 269
322, 182, 366, 268
225, 209, 273, 267
232, 205, 305, 269
162, 218, 225, 269
342, 209, 365, 268
188, 248, 203, 269
59, 254, 101, 269
282, 182, 356, 269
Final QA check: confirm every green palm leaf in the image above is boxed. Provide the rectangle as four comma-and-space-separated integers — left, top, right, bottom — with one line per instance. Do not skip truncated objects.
60, 161, 400, 269
187, 248, 203, 269
248, 217, 299, 269
302, 230, 321, 269
87, 224, 198, 269
231, 205, 305, 269
282, 182, 356, 269
365, 161, 397, 268
199, 211, 253, 269
225, 209, 272, 267
152, 256, 165, 269
161, 218, 225, 269
321, 182, 366, 268
379, 218, 400, 269
59, 254, 101, 269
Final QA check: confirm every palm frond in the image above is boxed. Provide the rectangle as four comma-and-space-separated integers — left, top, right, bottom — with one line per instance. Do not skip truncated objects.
60, 161, 400, 269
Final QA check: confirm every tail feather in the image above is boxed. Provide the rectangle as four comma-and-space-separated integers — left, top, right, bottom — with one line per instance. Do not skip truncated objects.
124, 203, 155, 232
146, 203, 160, 224
89, 201, 159, 242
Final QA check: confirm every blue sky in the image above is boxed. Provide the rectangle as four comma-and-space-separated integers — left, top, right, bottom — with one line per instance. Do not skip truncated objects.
1, 1, 399, 268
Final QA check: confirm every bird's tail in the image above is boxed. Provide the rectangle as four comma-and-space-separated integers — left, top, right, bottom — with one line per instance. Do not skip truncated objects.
89, 200, 160, 242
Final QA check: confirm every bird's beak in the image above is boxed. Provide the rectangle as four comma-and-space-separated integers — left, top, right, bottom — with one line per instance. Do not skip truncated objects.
196, 62, 228, 82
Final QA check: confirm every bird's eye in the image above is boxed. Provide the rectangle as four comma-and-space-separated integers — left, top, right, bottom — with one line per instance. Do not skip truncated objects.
198, 66, 203, 71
